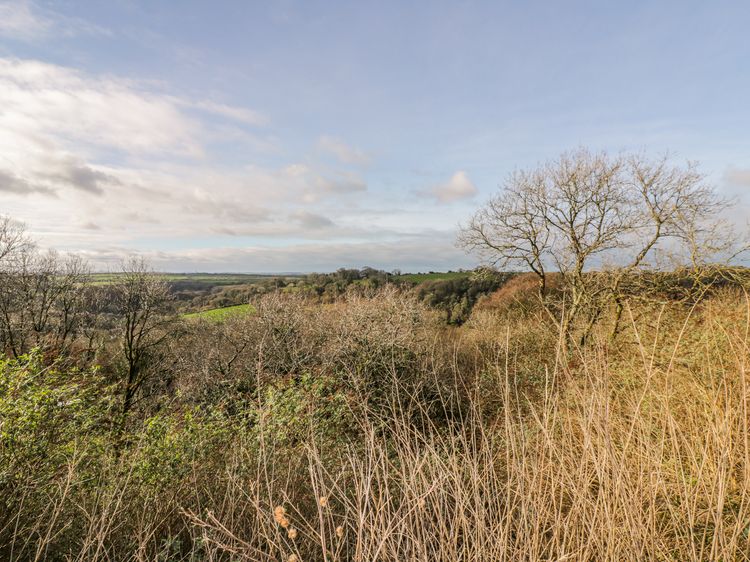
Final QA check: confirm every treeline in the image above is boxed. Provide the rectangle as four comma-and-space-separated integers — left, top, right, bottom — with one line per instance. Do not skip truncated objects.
0, 218, 101, 360
298, 267, 514, 323
172, 277, 287, 311
179, 266, 518, 324
413, 270, 515, 324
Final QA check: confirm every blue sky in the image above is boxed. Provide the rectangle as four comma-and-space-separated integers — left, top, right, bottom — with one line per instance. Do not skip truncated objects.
0, 0, 748, 272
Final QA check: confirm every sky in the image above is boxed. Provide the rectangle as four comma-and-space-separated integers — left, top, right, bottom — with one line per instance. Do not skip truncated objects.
0, 0, 749, 273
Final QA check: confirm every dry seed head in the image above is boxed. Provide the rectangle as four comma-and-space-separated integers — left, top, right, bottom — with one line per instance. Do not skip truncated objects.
318, 496, 328, 507
274, 505, 290, 528
288, 555, 298, 562
335, 525, 344, 538
287, 527, 298, 540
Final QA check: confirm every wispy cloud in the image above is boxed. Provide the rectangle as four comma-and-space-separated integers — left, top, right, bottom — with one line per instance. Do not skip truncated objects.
0, 58, 377, 254
184, 100, 269, 127
423, 171, 478, 203
726, 168, 750, 187
313, 170, 367, 196
72, 232, 474, 273
0, 169, 55, 195
0, 57, 273, 205
317, 135, 371, 166
0, 1, 110, 41
0, 58, 208, 158
39, 157, 119, 195
291, 210, 335, 229
0, 1, 50, 40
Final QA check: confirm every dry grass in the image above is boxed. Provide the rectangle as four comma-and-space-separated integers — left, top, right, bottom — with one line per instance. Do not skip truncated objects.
173, 291, 750, 561
4, 289, 750, 560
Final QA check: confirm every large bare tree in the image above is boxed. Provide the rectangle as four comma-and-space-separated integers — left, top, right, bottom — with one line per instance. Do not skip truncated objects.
459, 149, 744, 343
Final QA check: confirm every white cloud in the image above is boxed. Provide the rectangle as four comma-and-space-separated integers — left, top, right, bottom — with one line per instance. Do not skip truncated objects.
0, 57, 281, 209
317, 135, 371, 166
726, 168, 750, 187
0, 56, 471, 272
0, 1, 50, 40
184, 100, 269, 127
313, 170, 367, 196
0, 56, 366, 238
0, 1, 110, 41
291, 210, 335, 229
72, 233, 474, 273
0, 58, 210, 157
274, 164, 367, 203
0, 59, 240, 242
0, 169, 54, 195
425, 171, 478, 203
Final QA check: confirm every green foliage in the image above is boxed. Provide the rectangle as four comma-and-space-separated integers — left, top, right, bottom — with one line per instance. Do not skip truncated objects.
251, 373, 354, 449
0, 352, 115, 558
132, 408, 232, 490
298, 267, 394, 300
415, 270, 515, 324
0, 352, 112, 485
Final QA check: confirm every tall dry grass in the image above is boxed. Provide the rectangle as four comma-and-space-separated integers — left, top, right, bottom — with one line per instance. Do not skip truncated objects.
172, 291, 750, 561
4, 289, 750, 560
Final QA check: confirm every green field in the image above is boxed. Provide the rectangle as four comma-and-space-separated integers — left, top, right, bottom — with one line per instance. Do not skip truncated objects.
182, 303, 255, 322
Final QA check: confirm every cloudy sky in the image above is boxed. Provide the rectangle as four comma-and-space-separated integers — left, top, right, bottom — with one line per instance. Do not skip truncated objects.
1, 0, 749, 272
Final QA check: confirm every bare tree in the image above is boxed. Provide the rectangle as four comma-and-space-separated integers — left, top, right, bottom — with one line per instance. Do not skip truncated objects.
459, 149, 744, 343
0, 217, 31, 355
0, 225, 91, 358
0, 216, 32, 269
111, 257, 172, 424
53, 254, 92, 353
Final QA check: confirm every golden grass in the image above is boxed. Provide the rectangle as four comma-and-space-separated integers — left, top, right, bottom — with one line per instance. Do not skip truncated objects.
176, 291, 750, 561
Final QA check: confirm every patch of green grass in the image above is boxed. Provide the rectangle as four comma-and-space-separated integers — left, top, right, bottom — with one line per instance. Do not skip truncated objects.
394, 271, 472, 283
182, 304, 255, 322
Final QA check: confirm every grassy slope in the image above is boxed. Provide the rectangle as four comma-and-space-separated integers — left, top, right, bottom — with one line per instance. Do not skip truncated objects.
181, 303, 255, 321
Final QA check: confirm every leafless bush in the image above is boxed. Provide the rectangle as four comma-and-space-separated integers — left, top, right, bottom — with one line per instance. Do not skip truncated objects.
173, 288, 448, 409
